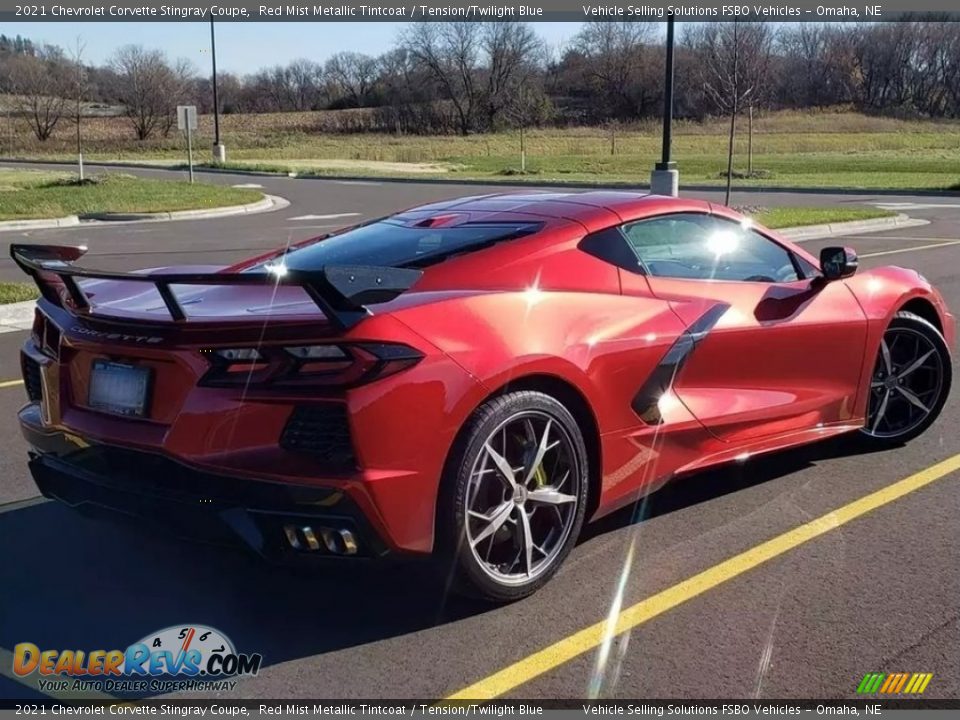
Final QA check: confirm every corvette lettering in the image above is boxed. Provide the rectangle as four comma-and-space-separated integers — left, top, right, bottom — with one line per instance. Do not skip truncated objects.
70, 326, 164, 344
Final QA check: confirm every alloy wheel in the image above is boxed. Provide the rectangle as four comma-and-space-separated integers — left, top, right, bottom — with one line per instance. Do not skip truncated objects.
864, 326, 945, 439
464, 410, 581, 586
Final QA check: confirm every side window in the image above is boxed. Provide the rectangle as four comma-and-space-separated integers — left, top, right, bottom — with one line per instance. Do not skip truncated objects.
795, 254, 819, 279
578, 227, 643, 272
621, 214, 801, 283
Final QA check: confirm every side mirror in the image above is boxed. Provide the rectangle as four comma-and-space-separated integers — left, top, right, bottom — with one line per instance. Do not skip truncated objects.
819, 246, 858, 280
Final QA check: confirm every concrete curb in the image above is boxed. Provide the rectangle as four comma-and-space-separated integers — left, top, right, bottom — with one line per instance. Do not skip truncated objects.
777, 213, 929, 242
80, 193, 280, 222
2, 157, 960, 197
0, 300, 36, 334
0, 215, 81, 231
0, 194, 287, 233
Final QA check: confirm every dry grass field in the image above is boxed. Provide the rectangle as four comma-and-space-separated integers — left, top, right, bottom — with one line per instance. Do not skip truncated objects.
2, 107, 959, 190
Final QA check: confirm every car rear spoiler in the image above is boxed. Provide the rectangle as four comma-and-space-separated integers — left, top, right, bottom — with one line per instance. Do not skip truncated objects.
9, 244, 422, 331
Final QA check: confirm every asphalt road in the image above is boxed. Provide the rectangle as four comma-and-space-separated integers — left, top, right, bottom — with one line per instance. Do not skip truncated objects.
2, 160, 960, 281
0, 164, 958, 702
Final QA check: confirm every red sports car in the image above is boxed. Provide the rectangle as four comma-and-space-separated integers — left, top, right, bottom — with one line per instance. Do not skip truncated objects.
12, 192, 954, 601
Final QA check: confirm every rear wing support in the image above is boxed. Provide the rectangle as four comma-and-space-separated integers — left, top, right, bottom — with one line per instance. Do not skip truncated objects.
9, 244, 422, 331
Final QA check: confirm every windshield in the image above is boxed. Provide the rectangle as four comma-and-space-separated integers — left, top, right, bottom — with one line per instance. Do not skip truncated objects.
266, 219, 542, 270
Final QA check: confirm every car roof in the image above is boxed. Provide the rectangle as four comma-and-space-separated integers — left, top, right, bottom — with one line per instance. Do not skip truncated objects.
396, 191, 714, 232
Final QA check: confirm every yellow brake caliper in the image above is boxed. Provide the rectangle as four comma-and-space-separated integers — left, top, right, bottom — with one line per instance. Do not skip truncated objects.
533, 462, 547, 488
516, 432, 548, 488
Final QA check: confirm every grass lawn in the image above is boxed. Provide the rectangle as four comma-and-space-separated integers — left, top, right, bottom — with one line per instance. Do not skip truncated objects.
10, 109, 960, 191
748, 206, 897, 229
0, 170, 262, 221
0, 282, 39, 304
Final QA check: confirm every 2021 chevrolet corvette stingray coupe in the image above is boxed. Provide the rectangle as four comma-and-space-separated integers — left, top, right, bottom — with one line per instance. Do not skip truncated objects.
12, 192, 954, 600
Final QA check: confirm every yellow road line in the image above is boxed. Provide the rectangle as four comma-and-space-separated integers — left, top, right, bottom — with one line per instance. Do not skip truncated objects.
0, 379, 23, 389
447, 453, 960, 700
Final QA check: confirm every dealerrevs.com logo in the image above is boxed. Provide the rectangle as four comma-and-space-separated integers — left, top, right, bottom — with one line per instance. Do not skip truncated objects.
13, 624, 262, 694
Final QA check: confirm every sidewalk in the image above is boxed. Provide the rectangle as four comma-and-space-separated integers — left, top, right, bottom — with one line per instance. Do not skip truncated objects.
0, 193, 288, 233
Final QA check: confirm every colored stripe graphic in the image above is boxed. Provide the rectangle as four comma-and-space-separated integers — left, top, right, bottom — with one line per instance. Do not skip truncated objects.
858, 672, 933, 694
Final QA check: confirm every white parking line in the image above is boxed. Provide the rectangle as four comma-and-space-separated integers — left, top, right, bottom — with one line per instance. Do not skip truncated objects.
874, 202, 960, 210
287, 213, 360, 221
861, 240, 960, 258
844, 235, 960, 242
284, 224, 343, 231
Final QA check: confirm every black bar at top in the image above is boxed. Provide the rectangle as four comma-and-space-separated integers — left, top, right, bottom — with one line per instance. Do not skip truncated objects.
1, 2, 960, 22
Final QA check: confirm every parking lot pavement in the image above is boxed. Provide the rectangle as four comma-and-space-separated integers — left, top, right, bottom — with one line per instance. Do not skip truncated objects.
4, 159, 960, 282
0, 175, 958, 700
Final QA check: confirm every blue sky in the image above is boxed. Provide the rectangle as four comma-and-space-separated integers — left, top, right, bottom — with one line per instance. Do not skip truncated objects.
8, 21, 587, 74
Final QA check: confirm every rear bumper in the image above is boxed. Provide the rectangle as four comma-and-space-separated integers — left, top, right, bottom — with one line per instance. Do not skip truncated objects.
19, 311, 489, 554
19, 404, 393, 563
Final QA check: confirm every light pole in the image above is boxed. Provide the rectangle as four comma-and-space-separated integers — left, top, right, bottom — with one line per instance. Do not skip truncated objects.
210, 16, 226, 163
75, 37, 86, 181
650, 15, 678, 197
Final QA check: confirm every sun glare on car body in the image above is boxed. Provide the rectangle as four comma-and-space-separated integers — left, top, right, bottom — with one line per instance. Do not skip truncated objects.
265, 261, 288, 278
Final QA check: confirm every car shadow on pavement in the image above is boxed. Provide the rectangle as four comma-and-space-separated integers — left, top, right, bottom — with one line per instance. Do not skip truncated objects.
580, 433, 891, 543
0, 499, 488, 682
0, 434, 892, 684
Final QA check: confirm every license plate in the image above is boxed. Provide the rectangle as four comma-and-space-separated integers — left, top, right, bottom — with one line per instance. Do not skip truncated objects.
88, 361, 151, 418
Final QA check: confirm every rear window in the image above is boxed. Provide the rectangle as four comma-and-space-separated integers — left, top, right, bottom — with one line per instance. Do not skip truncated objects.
268, 219, 542, 270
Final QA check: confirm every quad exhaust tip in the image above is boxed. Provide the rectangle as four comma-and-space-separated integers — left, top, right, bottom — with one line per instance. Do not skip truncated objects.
283, 524, 358, 556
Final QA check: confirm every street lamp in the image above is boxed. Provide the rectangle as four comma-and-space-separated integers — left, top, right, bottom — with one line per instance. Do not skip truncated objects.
210, 17, 226, 163
650, 15, 678, 197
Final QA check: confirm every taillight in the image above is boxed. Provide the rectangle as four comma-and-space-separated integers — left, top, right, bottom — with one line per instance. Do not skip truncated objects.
200, 343, 423, 388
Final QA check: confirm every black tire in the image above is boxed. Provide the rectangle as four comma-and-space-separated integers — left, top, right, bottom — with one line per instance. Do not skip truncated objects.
859, 310, 952, 445
436, 390, 590, 602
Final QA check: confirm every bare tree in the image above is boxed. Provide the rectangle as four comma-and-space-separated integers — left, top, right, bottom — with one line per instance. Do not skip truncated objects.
111, 45, 194, 141
401, 22, 481, 136
686, 22, 774, 203
502, 73, 552, 171
247, 59, 323, 112
848, 22, 918, 113
159, 58, 197, 137
936, 23, 960, 117
374, 47, 444, 134
69, 36, 87, 178
7, 48, 70, 142
481, 23, 544, 129
572, 21, 658, 120
775, 24, 853, 108
325, 52, 377, 107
